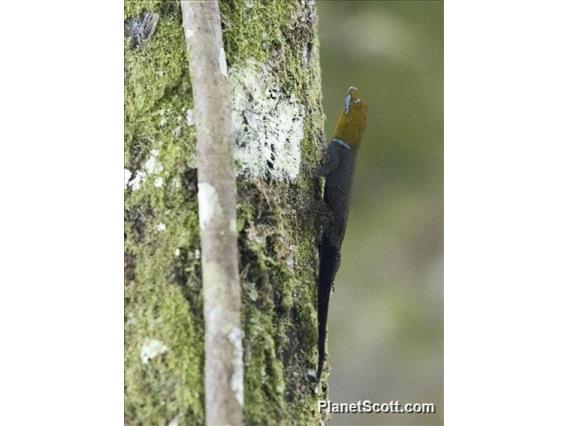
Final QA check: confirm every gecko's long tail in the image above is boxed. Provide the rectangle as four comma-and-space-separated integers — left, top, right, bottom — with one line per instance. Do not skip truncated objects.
317, 239, 341, 382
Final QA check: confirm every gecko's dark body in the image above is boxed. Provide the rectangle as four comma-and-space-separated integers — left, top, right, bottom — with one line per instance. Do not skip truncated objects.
316, 139, 357, 381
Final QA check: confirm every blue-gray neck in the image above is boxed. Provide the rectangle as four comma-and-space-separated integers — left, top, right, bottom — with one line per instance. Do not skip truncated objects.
332, 138, 352, 150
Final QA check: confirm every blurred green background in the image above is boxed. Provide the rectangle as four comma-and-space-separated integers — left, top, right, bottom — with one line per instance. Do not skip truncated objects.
317, 1, 443, 424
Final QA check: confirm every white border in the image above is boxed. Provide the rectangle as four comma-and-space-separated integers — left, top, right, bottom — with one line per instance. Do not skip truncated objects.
0, 1, 123, 424
446, 1, 568, 424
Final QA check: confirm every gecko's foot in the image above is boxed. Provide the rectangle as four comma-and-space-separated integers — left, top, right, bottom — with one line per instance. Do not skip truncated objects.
313, 165, 326, 178
311, 199, 333, 229
300, 199, 334, 244
313, 378, 328, 395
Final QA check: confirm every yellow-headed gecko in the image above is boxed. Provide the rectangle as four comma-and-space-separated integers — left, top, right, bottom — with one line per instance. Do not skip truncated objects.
316, 87, 368, 381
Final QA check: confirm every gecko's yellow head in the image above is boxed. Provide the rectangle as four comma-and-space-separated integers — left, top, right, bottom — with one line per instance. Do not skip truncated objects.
333, 86, 368, 148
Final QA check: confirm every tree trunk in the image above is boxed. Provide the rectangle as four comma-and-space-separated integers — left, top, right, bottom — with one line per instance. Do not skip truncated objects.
124, 0, 326, 425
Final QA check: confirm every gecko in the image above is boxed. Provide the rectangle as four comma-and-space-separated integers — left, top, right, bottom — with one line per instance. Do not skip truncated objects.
316, 86, 368, 382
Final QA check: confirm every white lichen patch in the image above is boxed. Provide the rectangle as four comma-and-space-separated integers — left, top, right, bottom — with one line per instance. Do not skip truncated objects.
144, 149, 163, 175
229, 60, 305, 181
218, 48, 228, 77
128, 171, 145, 191
227, 327, 244, 406
286, 256, 295, 269
186, 109, 194, 126
126, 149, 163, 191
197, 183, 222, 229
302, 45, 310, 66
124, 169, 132, 188
140, 339, 168, 364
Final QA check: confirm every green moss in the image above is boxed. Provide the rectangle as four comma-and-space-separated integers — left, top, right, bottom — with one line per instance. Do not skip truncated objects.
220, 0, 298, 65
125, 2, 203, 424
235, 179, 322, 425
125, 0, 176, 20
125, 172, 203, 426
124, 0, 194, 170
125, 279, 204, 425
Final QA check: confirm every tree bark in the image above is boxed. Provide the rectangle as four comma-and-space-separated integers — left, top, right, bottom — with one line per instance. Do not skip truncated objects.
125, 0, 325, 424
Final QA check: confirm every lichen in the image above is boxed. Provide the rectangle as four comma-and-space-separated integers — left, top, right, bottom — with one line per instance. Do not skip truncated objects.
196, 183, 222, 229
125, 12, 160, 48
230, 60, 305, 181
124, 169, 132, 188
228, 327, 245, 406
141, 339, 169, 364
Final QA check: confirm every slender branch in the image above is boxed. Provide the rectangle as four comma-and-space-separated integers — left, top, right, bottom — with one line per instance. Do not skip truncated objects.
180, 1, 243, 425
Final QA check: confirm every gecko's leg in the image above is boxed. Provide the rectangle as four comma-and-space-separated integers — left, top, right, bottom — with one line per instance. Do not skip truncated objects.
314, 148, 340, 177
312, 199, 334, 246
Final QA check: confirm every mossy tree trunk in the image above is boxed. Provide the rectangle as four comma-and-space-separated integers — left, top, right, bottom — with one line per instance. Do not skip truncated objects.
125, 1, 326, 425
